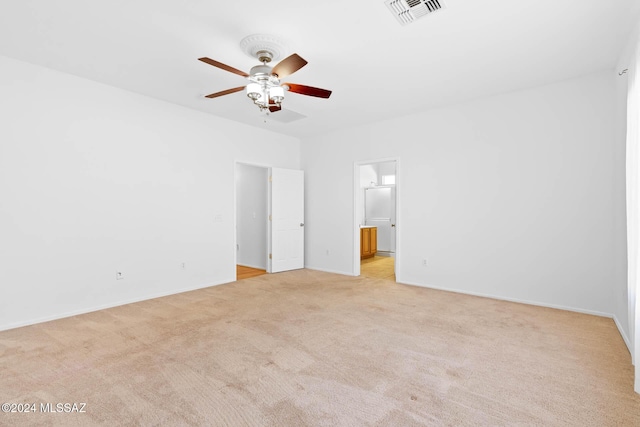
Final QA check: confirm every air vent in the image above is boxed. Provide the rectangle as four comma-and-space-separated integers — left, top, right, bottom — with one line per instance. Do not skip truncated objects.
385, 0, 446, 26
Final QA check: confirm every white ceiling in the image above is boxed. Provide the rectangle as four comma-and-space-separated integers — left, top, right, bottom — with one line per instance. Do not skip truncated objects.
1, 0, 639, 138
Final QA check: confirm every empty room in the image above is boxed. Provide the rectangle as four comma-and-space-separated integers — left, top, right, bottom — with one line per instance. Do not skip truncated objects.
2, 0, 640, 425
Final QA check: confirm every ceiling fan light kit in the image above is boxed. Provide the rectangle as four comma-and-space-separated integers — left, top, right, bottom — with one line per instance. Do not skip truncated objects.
198, 34, 331, 114
246, 80, 285, 109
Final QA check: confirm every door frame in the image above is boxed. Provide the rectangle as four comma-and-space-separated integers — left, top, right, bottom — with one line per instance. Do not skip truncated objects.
353, 157, 401, 279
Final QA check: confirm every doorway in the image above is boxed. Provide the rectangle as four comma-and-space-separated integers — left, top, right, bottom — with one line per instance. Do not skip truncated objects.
235, 163, 269, 278
235, 163, 306, 280
354, 159, 399, 281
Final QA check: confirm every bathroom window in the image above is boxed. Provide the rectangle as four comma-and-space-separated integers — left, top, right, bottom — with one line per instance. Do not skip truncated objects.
381, 175, 395, 185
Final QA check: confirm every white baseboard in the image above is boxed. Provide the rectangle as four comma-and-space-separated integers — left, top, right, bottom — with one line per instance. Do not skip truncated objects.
398, 279, 614, 318
0, 278, 233, 332
612, 315, 632, 356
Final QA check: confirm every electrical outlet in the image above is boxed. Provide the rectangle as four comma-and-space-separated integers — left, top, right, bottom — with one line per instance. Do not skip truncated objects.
116, 271, 124, 280
422, 259, 427, 266
181, 262, 186, 270
326, 249, 330, 255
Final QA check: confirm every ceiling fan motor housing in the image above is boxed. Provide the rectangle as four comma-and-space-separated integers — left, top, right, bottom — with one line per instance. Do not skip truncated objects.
256, 50, 273, 63
249, 64, 273, 78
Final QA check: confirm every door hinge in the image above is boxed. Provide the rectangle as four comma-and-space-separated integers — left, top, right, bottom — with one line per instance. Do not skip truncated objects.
269, 175, 272, 182
269, 253, 272, 259
269, 214, 272, 221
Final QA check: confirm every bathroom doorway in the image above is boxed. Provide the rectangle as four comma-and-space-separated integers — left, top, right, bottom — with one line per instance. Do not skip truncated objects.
353, 159, 400, 281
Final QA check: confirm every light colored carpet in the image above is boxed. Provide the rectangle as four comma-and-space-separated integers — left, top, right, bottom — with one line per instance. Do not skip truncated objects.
0, 269, 638, 426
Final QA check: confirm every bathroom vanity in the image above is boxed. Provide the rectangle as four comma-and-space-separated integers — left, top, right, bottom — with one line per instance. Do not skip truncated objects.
360, 226, 377, 259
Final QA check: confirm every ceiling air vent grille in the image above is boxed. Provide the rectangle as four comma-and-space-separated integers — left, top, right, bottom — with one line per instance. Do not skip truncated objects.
385, 0, 446, 26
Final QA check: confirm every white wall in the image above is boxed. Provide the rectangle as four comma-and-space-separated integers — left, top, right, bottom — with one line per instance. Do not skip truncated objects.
358, 164, 377, 226
236, 163, 268, 269
378, 162, 396, 182
360, 164, 378, 187
0, 55, 300, 330
0, 52, 626, 337
302, 71, 623, 316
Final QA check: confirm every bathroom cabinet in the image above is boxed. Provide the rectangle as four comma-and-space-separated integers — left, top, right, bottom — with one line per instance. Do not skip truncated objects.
360, 226, 377, 259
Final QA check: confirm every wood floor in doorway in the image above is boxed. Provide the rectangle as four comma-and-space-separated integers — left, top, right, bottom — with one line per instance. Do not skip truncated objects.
237, 265, 267, 280
361, 255, 395, 281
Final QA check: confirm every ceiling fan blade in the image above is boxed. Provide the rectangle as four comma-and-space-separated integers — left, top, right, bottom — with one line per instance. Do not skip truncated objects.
284, 83, 332, 99
198, 57, 249, 77
268, 104, 282, 113
204, 86, 245, 98
271, 54, 308, 78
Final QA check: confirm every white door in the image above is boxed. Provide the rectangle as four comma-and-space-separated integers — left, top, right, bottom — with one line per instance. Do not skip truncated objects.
270, 168, 304, 272
365, 187, 395, 252
365, 187, 391, 219
390, 186, 396, 253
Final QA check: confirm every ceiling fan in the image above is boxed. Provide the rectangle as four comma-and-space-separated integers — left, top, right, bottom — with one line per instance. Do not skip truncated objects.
198, 40, 332, 113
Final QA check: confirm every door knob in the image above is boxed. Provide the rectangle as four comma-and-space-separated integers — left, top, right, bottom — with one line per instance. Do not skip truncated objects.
391, 224, 396, 227
300, 223, 305, 227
